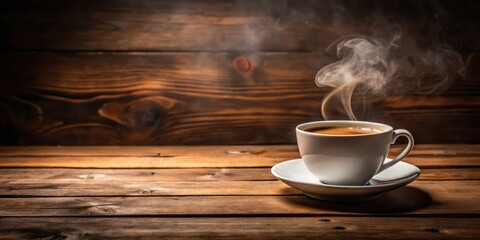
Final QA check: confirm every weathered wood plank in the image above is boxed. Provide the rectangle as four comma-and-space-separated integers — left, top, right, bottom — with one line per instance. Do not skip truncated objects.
0, 52, 327, 145
1, 0, 478, 51
418, 168, 480, 180
0, 167, 476, 183
1, 52, 479, 145
1, 145, 479, 157
0, 145, 299, 157
0, 180, 299, 197
1, 169, 478, 197
0, 181, 478, 216
0, 156, 282, 168
0, 168, 274, 182
0, 156, 478, 168
0, 145, 478, 168
0, 217, 478, 239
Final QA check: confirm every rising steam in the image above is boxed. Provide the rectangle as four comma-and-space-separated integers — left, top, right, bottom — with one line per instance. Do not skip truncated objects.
316, 34, 464, 120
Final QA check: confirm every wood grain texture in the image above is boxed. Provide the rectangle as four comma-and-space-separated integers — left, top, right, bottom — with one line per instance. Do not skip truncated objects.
3, 156, 474, 168
0, 181, 478, 216
1, 0, 478, 51
0, 167, 476, 183
2, 145, 478, 157
0, 217, 478, 239
0, 180, 299, 197
1, 0, 479, 145
0, 168, 275, 182
1, 169, 478, 197
1, 53, 479, 145
0, 145, 478, 239
0, 145, 478, 168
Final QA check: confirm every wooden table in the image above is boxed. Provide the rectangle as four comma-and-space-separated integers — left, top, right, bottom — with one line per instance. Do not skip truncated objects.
0, 145, 479, 239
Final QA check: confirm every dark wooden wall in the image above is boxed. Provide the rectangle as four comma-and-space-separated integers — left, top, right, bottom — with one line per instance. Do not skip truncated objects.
0, 0, 479, 145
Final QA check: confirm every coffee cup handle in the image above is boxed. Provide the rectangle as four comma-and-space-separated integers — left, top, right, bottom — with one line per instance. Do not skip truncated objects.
378, 129, 414, 173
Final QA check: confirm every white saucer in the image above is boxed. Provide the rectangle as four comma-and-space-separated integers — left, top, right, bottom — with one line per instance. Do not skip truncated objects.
271, 158, 420, 202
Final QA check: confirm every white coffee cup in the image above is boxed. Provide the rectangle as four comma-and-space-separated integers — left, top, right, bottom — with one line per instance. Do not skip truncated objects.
296, 120, 414, 186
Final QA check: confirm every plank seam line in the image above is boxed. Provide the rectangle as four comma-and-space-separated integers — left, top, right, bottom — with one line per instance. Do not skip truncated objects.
0, 214, 479, 218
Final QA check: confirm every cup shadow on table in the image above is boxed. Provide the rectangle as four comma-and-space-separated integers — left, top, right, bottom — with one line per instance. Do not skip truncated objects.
281, 186, 432, 214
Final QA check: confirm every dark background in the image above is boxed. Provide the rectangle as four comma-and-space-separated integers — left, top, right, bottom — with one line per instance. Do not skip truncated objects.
0, 0, 478, 145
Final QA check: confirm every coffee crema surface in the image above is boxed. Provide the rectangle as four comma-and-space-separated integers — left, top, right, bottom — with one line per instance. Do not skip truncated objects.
305, 126, 383, 135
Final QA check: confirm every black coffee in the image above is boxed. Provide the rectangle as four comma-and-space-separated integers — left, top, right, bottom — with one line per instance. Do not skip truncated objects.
305, 126, 382, 135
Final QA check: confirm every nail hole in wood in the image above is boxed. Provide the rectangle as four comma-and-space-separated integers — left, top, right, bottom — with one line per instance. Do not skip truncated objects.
333, 226, 345, 230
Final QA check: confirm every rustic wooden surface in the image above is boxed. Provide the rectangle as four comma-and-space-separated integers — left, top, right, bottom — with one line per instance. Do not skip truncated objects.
0, 145, 479, 239
1, 0, 479, 145
0, 52, 479, 145
1, 0, 478, 51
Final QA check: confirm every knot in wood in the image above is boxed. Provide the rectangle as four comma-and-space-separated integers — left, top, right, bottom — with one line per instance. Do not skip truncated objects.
233, 56, 252, 73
